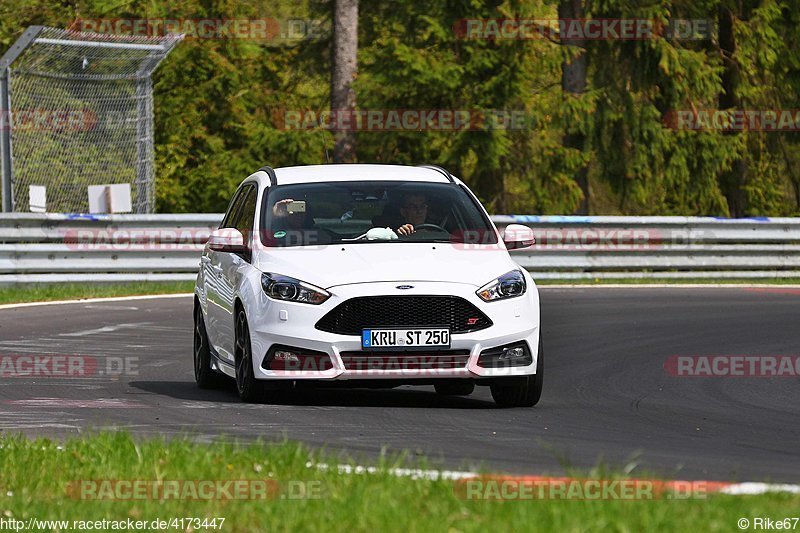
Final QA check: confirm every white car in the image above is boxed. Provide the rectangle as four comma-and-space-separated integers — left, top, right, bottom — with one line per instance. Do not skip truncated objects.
193, 164, 542, 407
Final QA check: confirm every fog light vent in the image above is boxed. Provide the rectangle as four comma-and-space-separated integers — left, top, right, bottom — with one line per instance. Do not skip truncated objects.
477, 341, 532, 368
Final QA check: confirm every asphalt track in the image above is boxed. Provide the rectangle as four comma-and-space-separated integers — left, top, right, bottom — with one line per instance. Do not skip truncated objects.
0, 287, 798, 482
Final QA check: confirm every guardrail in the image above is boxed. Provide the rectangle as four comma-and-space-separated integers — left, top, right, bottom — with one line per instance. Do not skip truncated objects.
1, 213, 800, 285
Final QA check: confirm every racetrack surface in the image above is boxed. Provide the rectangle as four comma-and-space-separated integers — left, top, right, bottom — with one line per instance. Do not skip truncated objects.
0, 287, 798, 482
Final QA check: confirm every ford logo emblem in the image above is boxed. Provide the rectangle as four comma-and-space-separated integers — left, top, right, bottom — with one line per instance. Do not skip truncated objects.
396, 285, 414, 290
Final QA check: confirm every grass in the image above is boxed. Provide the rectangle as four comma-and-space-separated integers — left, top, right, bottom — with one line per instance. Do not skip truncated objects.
0, 281, 194, 305
0, 432, 796, 532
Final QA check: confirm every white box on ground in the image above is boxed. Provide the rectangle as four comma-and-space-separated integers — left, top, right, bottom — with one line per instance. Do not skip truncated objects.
88, 184, 132, 213
29, 185, 46, 213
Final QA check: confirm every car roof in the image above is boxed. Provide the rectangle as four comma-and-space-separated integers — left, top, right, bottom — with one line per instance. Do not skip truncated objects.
263, 164, 456, 186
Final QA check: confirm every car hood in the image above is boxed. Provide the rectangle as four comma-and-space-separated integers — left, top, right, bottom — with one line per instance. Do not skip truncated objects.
252, 243, 519, 289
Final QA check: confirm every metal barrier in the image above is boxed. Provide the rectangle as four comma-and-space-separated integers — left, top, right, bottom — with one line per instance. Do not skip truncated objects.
0, 213, 217, 285
1, 213, 800, 285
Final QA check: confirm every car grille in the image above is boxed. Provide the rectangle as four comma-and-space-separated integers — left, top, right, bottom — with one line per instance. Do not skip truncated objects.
315, 296, 492, 335
339, 350, 471, 371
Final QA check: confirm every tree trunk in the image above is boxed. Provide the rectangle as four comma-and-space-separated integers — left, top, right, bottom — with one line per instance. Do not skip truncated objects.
718, 5, 747, 217
331, 0, 358, 163
559, 0, 589, 214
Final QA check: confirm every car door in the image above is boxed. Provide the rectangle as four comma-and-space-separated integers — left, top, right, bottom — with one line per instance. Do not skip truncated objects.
212, 183, 259, 359
204, 185, 248, 360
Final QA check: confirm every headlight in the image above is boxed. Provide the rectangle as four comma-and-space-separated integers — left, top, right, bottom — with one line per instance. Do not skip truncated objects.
261, 273, 330, 305
476, 270, 526, 302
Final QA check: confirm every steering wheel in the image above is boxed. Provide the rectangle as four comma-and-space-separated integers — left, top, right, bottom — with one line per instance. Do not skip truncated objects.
413, 223, 448, 233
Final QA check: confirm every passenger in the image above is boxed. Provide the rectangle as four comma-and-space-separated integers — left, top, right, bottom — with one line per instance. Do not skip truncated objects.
270, 198, 328, 246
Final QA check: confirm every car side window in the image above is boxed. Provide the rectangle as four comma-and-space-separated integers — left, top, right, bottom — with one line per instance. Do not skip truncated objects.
220, 187, 246, 229
234, 185, 258, 239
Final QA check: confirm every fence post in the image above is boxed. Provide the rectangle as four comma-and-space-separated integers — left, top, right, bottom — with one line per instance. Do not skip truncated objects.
0, 26, 43, 212
0, 71, 11, 212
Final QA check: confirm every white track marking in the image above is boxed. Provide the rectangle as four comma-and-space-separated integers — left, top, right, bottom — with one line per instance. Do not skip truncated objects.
59, 322, 152, 337
721, 482, 800, 495
3, 398, 144, 408
81, 305, 140, 311
310, 462, 475, 480
0, 293, 192, 311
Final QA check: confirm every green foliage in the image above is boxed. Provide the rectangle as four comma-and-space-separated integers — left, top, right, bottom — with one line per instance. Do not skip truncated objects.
1, 0, 799, 215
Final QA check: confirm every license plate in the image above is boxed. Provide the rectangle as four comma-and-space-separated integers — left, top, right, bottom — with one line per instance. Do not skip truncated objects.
361, 328, 450, 349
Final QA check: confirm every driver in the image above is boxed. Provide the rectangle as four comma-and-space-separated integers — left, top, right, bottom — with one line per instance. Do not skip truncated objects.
396, 193, 429, 236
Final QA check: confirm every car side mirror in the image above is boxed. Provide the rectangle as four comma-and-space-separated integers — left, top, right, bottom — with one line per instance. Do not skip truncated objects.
208, 228, 246, 253
502, 224, 535, 250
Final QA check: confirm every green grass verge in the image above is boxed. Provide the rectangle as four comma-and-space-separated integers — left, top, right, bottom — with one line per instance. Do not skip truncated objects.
535, 277, 800, 285
0, 432, 796, 532
0, 281, 195, 305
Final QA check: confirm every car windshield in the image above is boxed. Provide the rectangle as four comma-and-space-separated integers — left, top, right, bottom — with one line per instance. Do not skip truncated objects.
259, 180, 497, 247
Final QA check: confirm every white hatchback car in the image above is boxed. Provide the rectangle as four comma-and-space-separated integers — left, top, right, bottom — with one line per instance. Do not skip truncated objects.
193, 164, 542, 407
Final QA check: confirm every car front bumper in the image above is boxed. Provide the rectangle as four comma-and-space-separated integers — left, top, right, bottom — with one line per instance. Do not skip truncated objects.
242, 280, 540, 381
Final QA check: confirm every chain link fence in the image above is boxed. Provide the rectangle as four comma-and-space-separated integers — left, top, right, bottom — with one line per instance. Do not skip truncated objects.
0, 27, 181, 213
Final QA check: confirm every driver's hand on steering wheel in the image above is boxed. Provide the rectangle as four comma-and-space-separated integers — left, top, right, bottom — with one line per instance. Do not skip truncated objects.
397, 224, 415, 236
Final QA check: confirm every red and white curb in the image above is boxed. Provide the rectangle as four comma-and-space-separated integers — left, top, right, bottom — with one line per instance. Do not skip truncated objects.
309, 463, 800, 495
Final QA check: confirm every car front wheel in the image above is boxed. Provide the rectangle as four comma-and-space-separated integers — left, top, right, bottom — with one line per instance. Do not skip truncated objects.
234, 308, 265, 403
194, 303, 224, 389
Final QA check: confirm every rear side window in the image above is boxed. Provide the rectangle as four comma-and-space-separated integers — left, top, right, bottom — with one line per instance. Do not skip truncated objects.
221, 184, 257, 231
234, 185, 258, 237
220, 187, 247, 229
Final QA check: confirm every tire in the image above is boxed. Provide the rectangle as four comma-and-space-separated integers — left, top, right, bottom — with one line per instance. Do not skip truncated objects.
194, 303, 224, 389
434, 380, 475, 396
490, 336, 543, 408
234, 308, 266, 403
